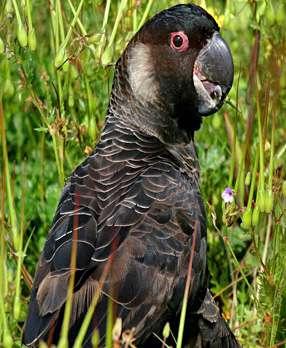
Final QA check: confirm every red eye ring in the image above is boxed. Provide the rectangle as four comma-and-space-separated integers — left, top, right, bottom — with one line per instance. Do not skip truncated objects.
170, 31, 189, 52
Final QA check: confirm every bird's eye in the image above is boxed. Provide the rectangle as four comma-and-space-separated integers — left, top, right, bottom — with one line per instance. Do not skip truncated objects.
173, 35, 183, 47
170, 31, 189, 52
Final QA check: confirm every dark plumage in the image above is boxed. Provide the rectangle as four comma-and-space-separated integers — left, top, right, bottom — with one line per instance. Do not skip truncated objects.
23, 3, 238, 347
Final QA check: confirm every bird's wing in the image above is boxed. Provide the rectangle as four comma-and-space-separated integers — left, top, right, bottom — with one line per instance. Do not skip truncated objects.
23, 154, 206, 346
94, 163, 207, 345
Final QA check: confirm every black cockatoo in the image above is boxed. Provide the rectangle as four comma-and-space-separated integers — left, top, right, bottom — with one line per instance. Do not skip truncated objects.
23, 3, 239, 347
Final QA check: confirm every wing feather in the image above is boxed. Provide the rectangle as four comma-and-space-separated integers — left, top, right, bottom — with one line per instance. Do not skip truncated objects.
23, 124, 206, 347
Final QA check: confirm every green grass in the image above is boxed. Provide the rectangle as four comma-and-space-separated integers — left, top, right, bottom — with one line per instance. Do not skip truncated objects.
0, 0, 286, 347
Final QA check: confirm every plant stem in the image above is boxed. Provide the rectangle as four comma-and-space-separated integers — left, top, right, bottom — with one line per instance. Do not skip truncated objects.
0, 99, 18, 249
176, 222, 198, 348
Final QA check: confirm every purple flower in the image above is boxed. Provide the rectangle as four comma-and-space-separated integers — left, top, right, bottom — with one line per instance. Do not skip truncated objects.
221, 187, 234, 203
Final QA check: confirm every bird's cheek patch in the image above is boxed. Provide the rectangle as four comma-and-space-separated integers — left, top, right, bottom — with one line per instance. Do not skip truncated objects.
128, 43, 158, 101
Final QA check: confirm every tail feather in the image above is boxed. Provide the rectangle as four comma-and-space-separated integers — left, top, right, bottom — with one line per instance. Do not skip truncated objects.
196, 289, 240, 348
22, 289, 58, 347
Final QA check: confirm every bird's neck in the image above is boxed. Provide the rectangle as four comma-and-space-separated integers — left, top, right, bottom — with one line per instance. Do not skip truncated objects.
108, 58, 202, 145
99, 112, 200, 181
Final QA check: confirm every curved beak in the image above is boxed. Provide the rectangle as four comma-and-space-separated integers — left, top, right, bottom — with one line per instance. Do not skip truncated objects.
193, 31, 234, 116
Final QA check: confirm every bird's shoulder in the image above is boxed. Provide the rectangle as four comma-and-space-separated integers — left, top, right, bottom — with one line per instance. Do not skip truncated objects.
41, 125, 205, 269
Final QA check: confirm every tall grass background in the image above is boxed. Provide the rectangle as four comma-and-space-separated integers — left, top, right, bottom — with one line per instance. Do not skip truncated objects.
0, 0, 286, 347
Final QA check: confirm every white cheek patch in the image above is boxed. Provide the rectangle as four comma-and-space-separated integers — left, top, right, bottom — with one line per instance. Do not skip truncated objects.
128, 43, 158, 101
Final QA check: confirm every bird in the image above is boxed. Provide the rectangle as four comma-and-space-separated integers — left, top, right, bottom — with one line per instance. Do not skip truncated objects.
23, 3, 239, 347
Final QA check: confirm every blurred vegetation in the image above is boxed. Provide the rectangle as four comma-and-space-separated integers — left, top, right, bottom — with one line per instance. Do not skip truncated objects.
0, 0, 286, 347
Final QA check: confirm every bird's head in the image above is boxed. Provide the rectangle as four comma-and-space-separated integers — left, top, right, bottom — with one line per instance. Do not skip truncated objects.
111, 3, 234, 143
